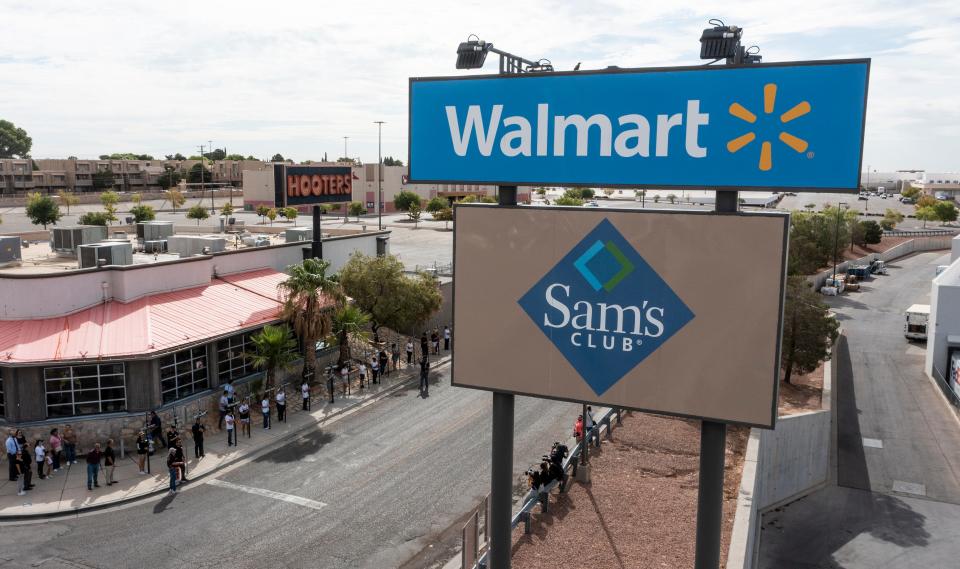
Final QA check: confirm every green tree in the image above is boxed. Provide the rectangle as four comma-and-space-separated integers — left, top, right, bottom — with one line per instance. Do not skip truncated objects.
916, 206, 938, 228
278, 258, 345, 381
382, 156, 404, 166
78, 211, 109, 226
25, 192, 62, 229
92, 169, 115, 189
535, 188, 547, 197
479, 196, 497, 204
100, 190, 120, 209
224, 154, 246, 161
187, 163, 211, 184
131, 192, 143, 205
256, 205, 270, 223
861, 220, 882, 245
187, 205, 209, 226
933, 200, 958, 224
603, 189, 615, 198
285, 207, 298, 224
270, 153, 285, 162
348, 202, 366, 221
164, 153, 187, 161
57, 190, 80, 214
129, 204, 156, 223
266, 208, 278, 225
406, 202, 422, 227
433, 207, 453, 229
165, 188, 186, 212
563, 188, 583, 200
666, 193, 678, 204
221, 202, 235, 217
900, 185, 920, 200
158, 168, 182, 190
203, 148, 226, 161
332, 305, 371, 368
246, 325, 298, 391
781, 277, 839, 384
394, 190, 420, 212
339, 253, 443, 340
425, 197, 447, 213
0, 119, 32, 158
555, 195, 584, 206
579, 188, 595, 199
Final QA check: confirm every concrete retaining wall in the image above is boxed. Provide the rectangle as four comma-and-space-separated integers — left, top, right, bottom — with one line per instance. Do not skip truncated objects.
809, 236, 952, 290
726, 335, 837, 569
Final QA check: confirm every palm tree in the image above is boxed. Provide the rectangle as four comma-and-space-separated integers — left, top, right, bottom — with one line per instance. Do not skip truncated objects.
332, 305, 371, 367
246, 325, 298, 391
277, 258, 344, 382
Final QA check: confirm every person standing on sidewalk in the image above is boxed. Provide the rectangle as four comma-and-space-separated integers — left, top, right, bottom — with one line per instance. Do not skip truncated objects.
370, 355, 379, 385
261, 395, 271, 430
149, 411, 165, 449
192, 418, 205, 458
86, 442, 103, 490
406, 339, 414, 365
276, 388, 286, 423
167, 448, 183, 494
6, 429, 18, 481
49, 428, 63, 473
14, 449, 26, 496
301, 380, 311, 411
239, 400, 251, 438
358, 361, 367, 389
379, 348, 389, 379
174, 437, 189, 482
104, 439, 117, 486
443, 325, 451, 351
63, 425, 78, 465
136, 431, 148, 474
225, 410, 236, 446
585, 405, 598, 447
391, 343, 400, 372
419, 357, 430, 397
19, 443, 33, 491
34, 440, 47, 480
218, 391, 229, 429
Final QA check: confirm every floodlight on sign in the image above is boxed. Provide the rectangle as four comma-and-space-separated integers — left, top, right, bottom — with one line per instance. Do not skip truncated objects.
526, 59, 554, 73
456, 35, 490, 69
699, 19, 742, 60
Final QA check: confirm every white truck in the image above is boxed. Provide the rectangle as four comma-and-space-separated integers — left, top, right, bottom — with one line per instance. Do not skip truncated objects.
904, 304, 930, 341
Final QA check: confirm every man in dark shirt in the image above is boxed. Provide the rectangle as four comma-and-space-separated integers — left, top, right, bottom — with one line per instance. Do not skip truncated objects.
191, 419, 205, 458
165, 425, 178, 449
149, 411, 165, 448
104, 439, 116, 486
173, 437, 189, 482
419, 357, 430, 397
86, 443, 102, 490
420, 333, 428, 359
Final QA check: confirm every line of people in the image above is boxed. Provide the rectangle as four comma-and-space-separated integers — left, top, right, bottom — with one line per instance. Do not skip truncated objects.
6, 427, 120, 495
525, 441, 570, 494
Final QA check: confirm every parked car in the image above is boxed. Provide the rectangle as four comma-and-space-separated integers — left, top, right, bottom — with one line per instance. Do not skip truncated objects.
858, 194, 868, 201
586, 201, 600, 207
901, 197, 916, 204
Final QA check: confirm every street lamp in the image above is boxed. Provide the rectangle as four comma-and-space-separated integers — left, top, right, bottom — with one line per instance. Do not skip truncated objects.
832, 202, 849, 285
455, 34, 554, 74
374, 121, 385, 230
699, 19, 762, 65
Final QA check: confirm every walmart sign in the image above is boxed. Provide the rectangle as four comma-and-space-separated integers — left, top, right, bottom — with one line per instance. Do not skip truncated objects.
409, 60, 869, 191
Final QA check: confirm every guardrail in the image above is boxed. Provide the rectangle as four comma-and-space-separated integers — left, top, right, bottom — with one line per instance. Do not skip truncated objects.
883, 228, 958, 237
464, 407, 625, 569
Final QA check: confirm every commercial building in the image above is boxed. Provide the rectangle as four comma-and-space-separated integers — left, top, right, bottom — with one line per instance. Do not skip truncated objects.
912, 172, 960, 199
0, 227, 387, 444
242, 163, 514, 213
925, 234, 960, 402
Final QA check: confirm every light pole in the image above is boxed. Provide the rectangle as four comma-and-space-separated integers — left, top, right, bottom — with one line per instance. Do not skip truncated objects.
343, 136, 349, 161
831, 202, 848, 284
374, 121, 385, 230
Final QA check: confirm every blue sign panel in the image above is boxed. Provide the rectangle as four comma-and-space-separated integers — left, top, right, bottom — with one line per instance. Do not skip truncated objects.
409, 60, 869, 191
517, 218, 695, 395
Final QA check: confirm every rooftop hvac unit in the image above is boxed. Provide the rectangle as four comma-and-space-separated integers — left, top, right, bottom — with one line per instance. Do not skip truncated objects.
51, 226, 109, 256
143, 240, 168, 253
285, 227, 313, 243
136, 221, 175, 241
0, 236, 22, 267
167, 235, 226, 257
77, 242, 134, 268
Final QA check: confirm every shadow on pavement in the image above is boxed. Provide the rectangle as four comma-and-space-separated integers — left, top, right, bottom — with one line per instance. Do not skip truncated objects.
153, 492, 175, 514
252, 428, 335, 464
835, 336, 871, 491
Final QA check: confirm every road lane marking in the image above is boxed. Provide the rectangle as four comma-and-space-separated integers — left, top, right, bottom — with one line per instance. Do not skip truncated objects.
862, 437, 884, 449
892, 480, 926, 496
206, 479, 326, 510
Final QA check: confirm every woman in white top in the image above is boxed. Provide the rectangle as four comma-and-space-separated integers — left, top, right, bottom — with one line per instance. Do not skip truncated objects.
261, 397, 271, 430
34, 441, 47, 479
358, 363, 367, 388
370, 355, 379, 385
301, 381, 311, 411
406, 341, 414, 365
275, 389, 286, 423
225, 411, 236, 447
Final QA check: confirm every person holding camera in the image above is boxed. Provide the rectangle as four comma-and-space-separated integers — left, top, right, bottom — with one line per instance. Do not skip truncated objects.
191, 418, 205, 458
136, 431, 148, 474
166, 448, 183, 494
225, 410, 236, 447
238, 400, 251, 438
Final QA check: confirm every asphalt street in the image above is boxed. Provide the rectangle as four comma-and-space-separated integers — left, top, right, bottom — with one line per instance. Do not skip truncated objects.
759, 250, 960, 568
0, 365, 579, 569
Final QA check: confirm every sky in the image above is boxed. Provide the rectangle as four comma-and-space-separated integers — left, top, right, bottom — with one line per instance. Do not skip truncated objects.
1, 0, 958, 171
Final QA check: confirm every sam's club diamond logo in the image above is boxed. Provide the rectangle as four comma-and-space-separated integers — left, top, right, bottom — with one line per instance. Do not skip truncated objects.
518, 219, 694, 395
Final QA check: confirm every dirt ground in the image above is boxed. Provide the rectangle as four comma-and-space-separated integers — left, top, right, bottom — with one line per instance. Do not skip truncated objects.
778, 361, 825, 415
511, 414, 749, 569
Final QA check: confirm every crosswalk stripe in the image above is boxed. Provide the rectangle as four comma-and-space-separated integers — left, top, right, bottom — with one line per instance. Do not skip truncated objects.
206, 478, 326, 510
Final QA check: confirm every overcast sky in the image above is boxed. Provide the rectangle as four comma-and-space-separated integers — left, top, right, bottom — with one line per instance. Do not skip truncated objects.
1, 0, 958, 171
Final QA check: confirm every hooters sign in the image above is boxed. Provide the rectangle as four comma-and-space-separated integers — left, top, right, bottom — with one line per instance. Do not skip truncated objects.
273, 165, 354, 207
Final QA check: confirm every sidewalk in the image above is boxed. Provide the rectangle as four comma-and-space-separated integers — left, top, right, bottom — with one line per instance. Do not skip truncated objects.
0, 354, 449, 519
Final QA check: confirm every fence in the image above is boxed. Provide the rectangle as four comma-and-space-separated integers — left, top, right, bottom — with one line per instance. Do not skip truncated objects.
882, 228, 957, 237
463, 407, 624, 569
809, 236, 953, 290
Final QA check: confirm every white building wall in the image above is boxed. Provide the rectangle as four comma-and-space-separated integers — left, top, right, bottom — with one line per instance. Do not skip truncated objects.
926, 259, 960, 378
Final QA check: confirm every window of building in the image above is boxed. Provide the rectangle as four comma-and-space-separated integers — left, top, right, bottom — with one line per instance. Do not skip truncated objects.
0, 367, 6, 417
217, 331, 256, 383
44, 363, 126, 418
159, 346, 209, 403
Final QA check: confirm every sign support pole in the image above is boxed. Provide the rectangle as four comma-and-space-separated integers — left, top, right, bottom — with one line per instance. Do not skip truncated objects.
489, 185, 517, 569
311, 205, 322, 259
694, 189, 736, 569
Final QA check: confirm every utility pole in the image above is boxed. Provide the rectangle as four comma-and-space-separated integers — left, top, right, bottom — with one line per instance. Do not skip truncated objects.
197, 145, 205, 209
343, 137, 349, 161
209, 140, 214, 212
375, 121, 385, 230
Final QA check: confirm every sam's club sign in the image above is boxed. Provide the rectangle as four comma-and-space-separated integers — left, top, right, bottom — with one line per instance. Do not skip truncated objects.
409, 60, 869, 191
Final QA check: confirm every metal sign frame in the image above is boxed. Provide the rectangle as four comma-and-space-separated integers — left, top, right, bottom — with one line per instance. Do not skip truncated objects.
409, 58, 870, 192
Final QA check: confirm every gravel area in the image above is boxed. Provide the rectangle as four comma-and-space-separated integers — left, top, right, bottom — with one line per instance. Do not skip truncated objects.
510, 413, 748, 569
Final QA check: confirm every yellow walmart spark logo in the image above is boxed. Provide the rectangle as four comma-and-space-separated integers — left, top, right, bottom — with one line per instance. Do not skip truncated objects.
727, 84, 811, 171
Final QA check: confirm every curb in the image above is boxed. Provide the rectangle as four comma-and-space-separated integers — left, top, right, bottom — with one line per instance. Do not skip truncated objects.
0, 357, 450, 522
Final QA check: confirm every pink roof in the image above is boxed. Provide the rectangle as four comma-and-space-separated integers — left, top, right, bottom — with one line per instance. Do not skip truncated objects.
0, 269, 301, 364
